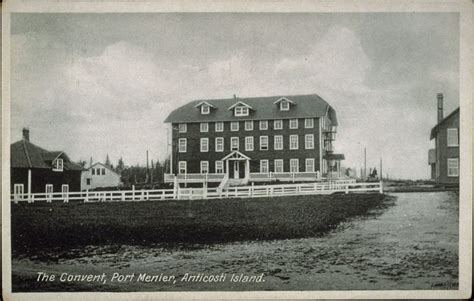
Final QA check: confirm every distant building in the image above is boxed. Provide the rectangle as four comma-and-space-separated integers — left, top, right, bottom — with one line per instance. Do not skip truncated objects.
164, 93, 344, 186
81, 162, 122, 190
11, 128, 83, 197
429, 93, 459, 186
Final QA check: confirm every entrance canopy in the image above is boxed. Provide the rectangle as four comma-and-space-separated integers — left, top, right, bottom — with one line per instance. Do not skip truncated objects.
221, 151, 250, 161
324, 153, 345, 161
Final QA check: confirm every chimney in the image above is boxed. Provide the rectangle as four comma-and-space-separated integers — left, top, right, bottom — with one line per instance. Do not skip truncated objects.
437, 93, 444, 123
22, 128, 30, 142
233, 94, 237, 100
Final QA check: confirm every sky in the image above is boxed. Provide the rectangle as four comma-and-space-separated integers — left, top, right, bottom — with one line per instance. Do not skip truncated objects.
10, 13, 459, 179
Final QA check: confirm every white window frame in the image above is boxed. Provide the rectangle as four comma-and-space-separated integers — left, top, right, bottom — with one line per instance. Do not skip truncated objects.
231, 137, 239, 151
274, 159, 284, 173
200, 138, 209, 152
290, 159, 299, 173
304, 118, 314, 128
260, 136, 269, 150
178, 123, 187, 133
260, 160, 269, 173
215, 122, 224, 132
274, 119, 283, 130
290, 135, 299, 150
61, 184, 69, 197
178, 138, 187, 153
235, 106, 249, 116
245, 136, 254, 151
53, 158, 63, 172
305, 158, 315, 172
289, 119, 298, 129
447, 128, 459, 147
447, 158, 459, 177
215, 137, 224, 152
178, 161, 187, 174
200, 161, 209, 174
305, 134, 314, 149
201, 105, 210, 115
245, 121, 253, 131
215, 161, 224, 173
274, 135, 283, 150
14, 184, 24, 198
231, 121, 239, 131
45, 184, 53, 194
200, 122, 209, 133
259, 120, 268, 130
280, 101, 290, 111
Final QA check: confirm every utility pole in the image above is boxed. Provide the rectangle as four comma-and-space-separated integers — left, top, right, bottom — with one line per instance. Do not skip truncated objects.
380, 157, 383, 181
364, 147, 367, 180
151, 159, 154, 184
146, 150, 149, 184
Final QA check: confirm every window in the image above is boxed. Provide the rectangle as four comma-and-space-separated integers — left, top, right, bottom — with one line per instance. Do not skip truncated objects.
235, 106, 249, 116
274, 119, 283, 130
447, 158, 459, 177
290, 159, 299, 172
215, 161, 224, 174
231, 122, 239, 131
201, 105, 210, 115
102, 168, 106, 175
200, 122, 209, 132
274, 159, 284, 173
45, 184, 53, 194
280, 101, 290, 111
231, 137, 239, 151
215, 122, 224, 132
61, 184, 69, 197
260, 136, 269, 150
53, 159, 63, 172
245, 121, 253, 131
92, 168, 96, 175
14, 184, 24, 198
447, 128, 459, 146
215, 137, 224, 152
178, 123, 187, 133
289, 119, 298, 129
200, 138, 209, 152
200, 161, 209, 174
245, 137, 254, 151
305, 159, 315, 172
305, 118, 314, 128
274, 135, 283, 150
305, 134, 314, 149
259, 120, 268, 130
178, 161, 187, 174
260, 160, 269, 173
178, 138, 187, 152
290, 135, 299, 150
86, 178, 91, 185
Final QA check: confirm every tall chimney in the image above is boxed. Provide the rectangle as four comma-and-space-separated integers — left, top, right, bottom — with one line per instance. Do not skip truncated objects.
437, 93, 444, 123
22, 128, 30, 142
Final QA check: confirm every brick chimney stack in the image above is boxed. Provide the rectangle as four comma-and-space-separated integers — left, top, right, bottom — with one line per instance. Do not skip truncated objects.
437, 93, 444, 123
22, 127, 30, 142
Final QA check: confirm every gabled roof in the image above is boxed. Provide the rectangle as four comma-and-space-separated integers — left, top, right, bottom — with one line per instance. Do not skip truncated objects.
164, 94, 337, 125
227, 101, 254, 110
11, 139, 83, 170
430, 107, 460, 140
273, 97, 295, 105
193, 101, 216, 108
86, 162, 120, 175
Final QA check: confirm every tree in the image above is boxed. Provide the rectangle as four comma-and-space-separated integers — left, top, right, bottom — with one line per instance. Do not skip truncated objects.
116, 157, 125, 173
105, 154, 111, 167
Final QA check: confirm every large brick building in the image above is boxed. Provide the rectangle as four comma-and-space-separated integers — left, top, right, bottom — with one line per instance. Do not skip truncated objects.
164, 94, 344, 185
429, 93, 459, 187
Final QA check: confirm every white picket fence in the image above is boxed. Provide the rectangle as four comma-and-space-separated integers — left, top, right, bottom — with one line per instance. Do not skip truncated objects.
11, 180, 382, 204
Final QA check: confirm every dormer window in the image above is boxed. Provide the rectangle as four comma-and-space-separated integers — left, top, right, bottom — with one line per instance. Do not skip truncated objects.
280, 101, 290, 111
201, 105, 210, 115
53, 158, 63, 172
235, 106, 249, 116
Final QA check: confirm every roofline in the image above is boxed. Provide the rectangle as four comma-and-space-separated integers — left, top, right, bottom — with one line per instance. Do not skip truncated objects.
227, 101, 254, 110
193, 101, 216, 108
430, 107, 460, 140
22, 140, 33, 168
165, 116, 325, 124
87, 162, 120, 175
273, 97, 295, 105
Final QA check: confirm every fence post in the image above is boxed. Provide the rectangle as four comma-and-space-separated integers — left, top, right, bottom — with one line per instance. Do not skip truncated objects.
140, 190, 144, 201
251, 182, 254, 197
85, 189, 89, 203
31, 195, 35, 203
379, 181, 383, 193
292, 173, 295, 183
345, 184, 349, 194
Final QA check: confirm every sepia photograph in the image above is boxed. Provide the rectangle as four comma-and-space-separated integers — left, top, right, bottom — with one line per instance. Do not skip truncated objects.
2, 0, 472, 300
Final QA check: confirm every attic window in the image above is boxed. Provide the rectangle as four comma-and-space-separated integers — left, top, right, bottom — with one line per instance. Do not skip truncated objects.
235, 106, 249, 116
280, 101, 290, 111
53, 159, 63, 172
201, 105, 210, 115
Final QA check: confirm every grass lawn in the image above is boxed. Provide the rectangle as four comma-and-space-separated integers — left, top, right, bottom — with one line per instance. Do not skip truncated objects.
12, 193, 387, 256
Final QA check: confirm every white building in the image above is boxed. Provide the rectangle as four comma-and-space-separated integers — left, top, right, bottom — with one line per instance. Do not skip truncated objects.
81, 162, 122, 190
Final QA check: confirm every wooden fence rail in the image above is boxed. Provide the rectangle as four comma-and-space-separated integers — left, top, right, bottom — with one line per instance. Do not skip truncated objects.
11, 180, 381, 203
